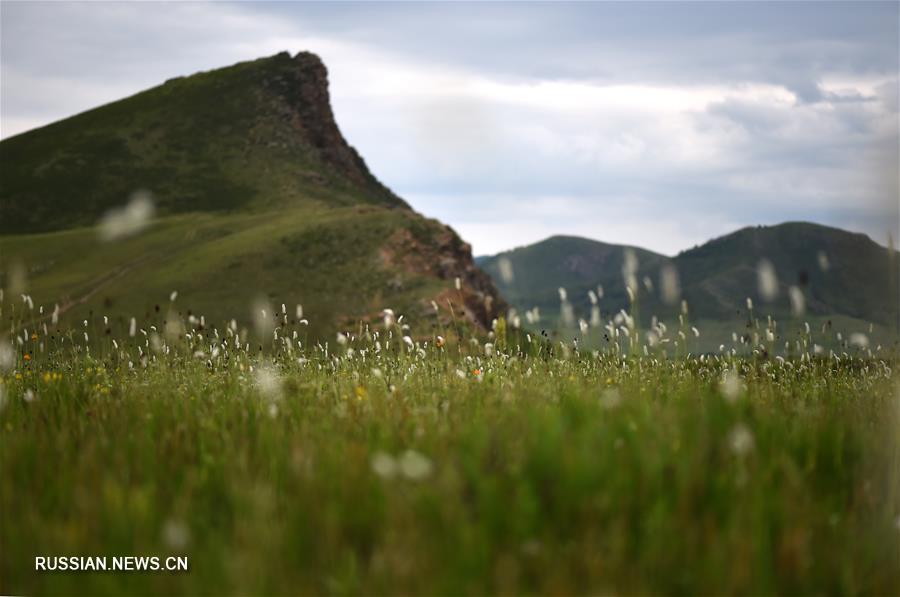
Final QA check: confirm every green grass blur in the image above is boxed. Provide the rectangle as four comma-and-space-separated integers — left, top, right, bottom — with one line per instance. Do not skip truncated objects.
2, 317, 898, 595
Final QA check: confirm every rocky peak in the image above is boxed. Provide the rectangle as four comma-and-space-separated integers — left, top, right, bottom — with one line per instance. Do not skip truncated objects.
261, 51, 407, 207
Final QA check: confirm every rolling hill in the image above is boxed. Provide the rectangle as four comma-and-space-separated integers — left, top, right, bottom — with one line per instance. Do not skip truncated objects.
0, 51, 504, 337
476, 235, 667, 322
479, 223, 900, 347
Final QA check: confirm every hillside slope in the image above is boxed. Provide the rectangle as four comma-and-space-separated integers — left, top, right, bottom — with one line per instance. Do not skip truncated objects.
0, 52, 504, 335
479, 235, 667, 322
674, 222, 898, 325
1, 51, 405, 234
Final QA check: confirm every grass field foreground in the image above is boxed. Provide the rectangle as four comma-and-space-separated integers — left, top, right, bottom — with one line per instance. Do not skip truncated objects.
1, 301, 899, 595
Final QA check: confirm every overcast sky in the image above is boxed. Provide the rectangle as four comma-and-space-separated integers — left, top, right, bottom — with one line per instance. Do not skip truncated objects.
2, 1, 898, 255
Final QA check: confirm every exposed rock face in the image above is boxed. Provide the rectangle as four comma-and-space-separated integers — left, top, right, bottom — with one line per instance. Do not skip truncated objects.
379, 216, 508, 330
264, 51, 408, 207
258, 51, 509, 329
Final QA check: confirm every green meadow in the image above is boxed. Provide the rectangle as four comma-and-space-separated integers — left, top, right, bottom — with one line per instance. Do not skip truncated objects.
2, 303, 898, 595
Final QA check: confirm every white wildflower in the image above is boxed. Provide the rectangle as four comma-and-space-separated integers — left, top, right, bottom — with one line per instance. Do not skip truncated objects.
162, 518, 191, 551
497, 257, 514, 284
622, 249, 638, 294
600, 388, 622, 410
757, 259, 778, 301
371, 451, 398, 479
164, 319, 183, 341
849, 333, 869, 349
254, 365, 282, 399
728, 424, 755, 457
560, 301, 575, 327
0, 342, 13, 372
399, 450, 433, 480
252, 298, 274, 339
98, 190, 155, 241
660, 264, 680, 304
788, 286, 805, 317
720, 370, 743, 403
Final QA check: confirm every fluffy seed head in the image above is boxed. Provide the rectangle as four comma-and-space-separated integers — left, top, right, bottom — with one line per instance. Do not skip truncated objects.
98, 191, 155, 241
660, 264, 680, 305
788, 286, 805, 317
497, 257, 514, 284
757, 259, 778, 301
728, 424, 755, 457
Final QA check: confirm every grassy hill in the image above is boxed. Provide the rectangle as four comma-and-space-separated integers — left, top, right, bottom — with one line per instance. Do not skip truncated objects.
0, 51, 404, 234
0, 52, 504, 336
480, 223, 900, 349
477, 235, 666, 323
675, 222, 899, 323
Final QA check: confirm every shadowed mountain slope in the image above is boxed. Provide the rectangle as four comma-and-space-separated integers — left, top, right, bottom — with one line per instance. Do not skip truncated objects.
478, 235, 667, 320
674, 222, 898, 325
480, 223, 899, 342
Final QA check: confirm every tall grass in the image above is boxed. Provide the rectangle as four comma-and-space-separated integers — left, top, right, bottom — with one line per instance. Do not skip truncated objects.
1, 295, 898, 595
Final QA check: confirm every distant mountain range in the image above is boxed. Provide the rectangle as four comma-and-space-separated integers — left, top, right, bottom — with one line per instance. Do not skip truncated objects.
478, 222, 900, 342
0, 51, 504, 337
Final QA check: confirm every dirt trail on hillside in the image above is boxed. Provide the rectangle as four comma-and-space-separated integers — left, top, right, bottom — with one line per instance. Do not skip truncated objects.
56, 254, 157, 316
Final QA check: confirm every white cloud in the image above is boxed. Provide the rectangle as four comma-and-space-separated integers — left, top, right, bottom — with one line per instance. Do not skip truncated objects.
1, 1, 897, 254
